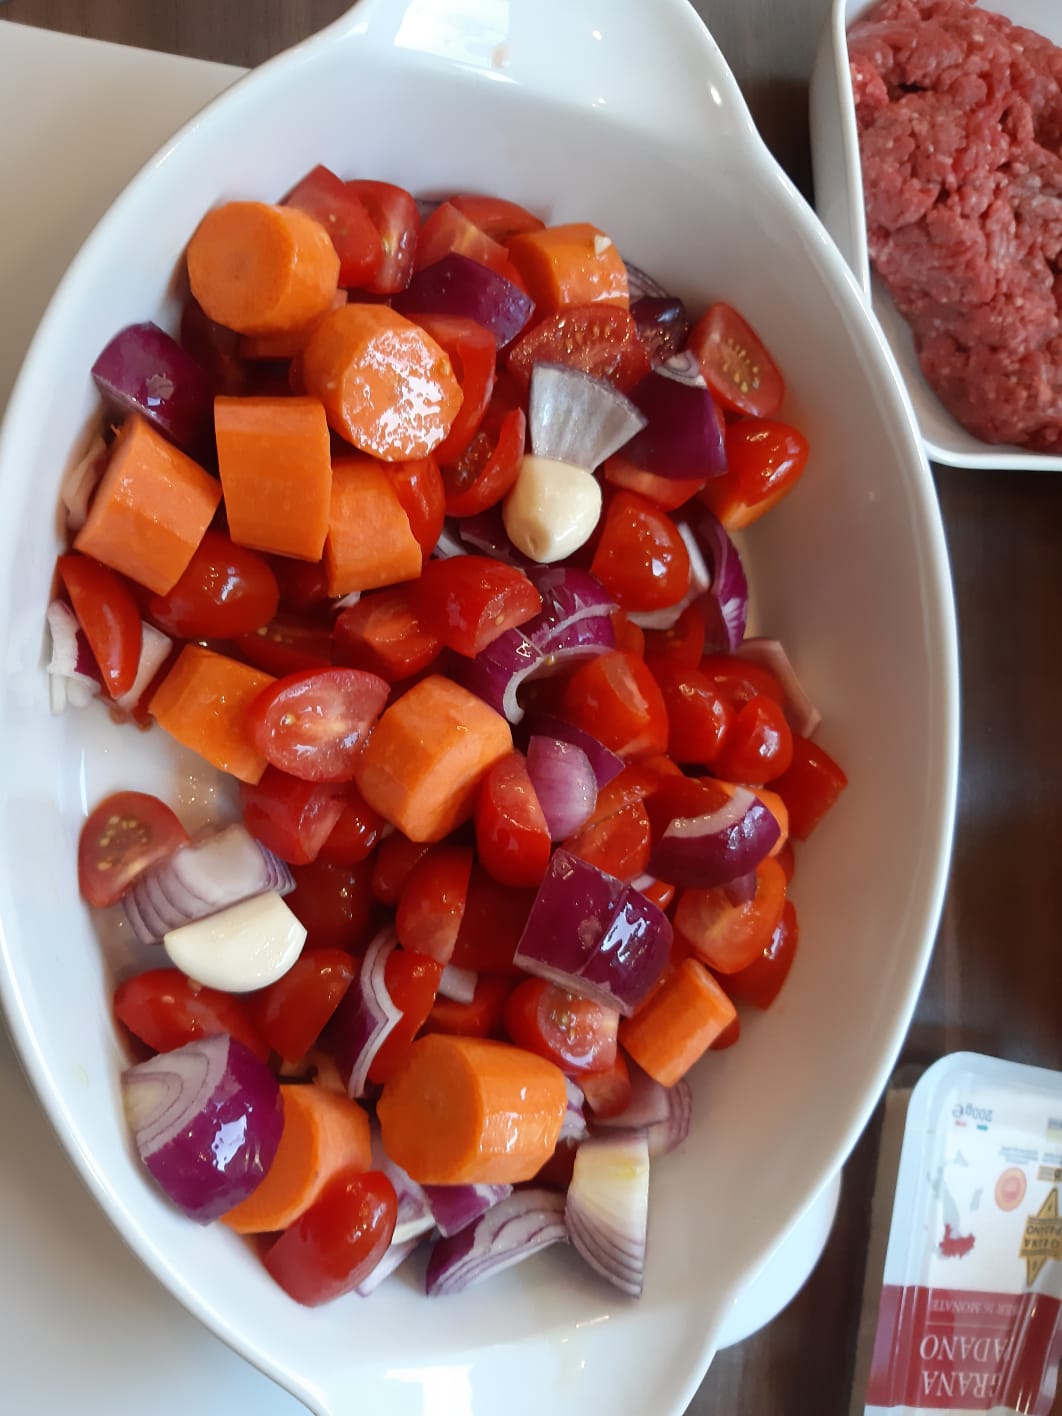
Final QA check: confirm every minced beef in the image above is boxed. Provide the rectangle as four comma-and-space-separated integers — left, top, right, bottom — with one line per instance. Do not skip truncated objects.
849, 0, 1062, 451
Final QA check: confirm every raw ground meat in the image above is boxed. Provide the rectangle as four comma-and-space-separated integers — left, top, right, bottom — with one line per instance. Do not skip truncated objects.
849, 0, 1062, 451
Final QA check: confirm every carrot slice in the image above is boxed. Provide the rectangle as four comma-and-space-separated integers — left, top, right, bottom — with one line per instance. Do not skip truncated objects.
187, 201, 340, 336
150, 644, 275, 784
618, 958, 736, 1087
222, 1083, 371, 1234
239, 289, 347, 361
215, 396, 332, 562
301, 303, 462, 461
324, 455, 423, 596
73, 415, 221, 595
506, 222, 629, 316
376, 1034, 567, 1184
353, 675, 512, 842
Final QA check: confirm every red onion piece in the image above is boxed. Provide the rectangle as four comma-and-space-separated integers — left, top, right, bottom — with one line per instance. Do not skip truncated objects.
565, 1132, 649, 1298
394, 253, 534, 349
370, 1128, 435, 1244
528, 363, 646, 473
121, 1034, 282, 1223
60, 434, 107, 533
560, 1076, 589, 1145
122, 824, 294, 945
92, 321, 213, 456
623, 260, 670, 302
425, 1188, 567, 1296
113, 621, 172, 714
522, 711, 624, 790
525, 566, 618, 645
646, 1077, 692, 1158
684, 505, 748, 651
455, 508, 536, 568
656, 349, 707, 388
438, 964, 477, 1004
45, 600, 102, 713
422, 1182, 513, 1239
737, 636, 823, 737
526, 736, 597, 840
330, 929, 403, 1099
514, 850, 671, 1017
648, 786, 780, 889
632, 297, 691, 366
431, 523, 467, 560
355, 1237, 421, 1296
622, 367, 726, 480
595, 1061, 671, 1131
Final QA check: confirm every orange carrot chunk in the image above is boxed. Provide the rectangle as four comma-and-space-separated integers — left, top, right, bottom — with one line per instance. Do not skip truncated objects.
215, 396, 332, 562
187, 201, 340, 336
619, 959, 736, 1087
222, 1083, 371, 1234
239, 289, 348, 361
353, 675, 512, 842
73, 415, 221, 595
301, 303, 462, 461
150, 644, 275, 784
325, 455, 423, 596
506, 222, 629, 316
376, 1034, 567, 1185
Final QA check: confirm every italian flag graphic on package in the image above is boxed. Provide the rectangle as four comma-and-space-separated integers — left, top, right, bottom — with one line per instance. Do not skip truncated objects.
855, 1054, 1062, 1415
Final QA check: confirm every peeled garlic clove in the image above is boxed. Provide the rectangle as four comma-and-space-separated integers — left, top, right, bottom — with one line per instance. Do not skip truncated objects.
502, 455, 602, 564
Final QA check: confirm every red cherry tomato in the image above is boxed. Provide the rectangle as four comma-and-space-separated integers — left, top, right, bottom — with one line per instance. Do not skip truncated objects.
603, 453, 705, 511
270, 558, 332, 619
687, 302, 785, 418
590, 491, 691, 613
769, 734, 848, 840
560, 650, 669, 760
248, 668, 389, 783
77, 791, 188, 908
284, 165, 384, 289
448, 193, 545, 243
579, 1050, 633, 1119
674, 857, 787, 974
264, 1169, 397, 1307
442, 405, 526, 517
412, 314, 497, 465
317, 788, 386, 865
709, 1013, 742, 1050
450, 865, 535, 975
724, 898, 799, 1009
114, 968, 268, 1060
230, 616, 334, 678
711, 694, 794, 785
651, 661, 735, 767
474, 751, 552, 888
395, 844, 473, 964
506, 305, 651, 393
611, 610, 645, 658
564, 798, 652, 883
422, 973, 513, 1039
247, 949, 355, 1063
414, 202, 520, 284
504, 977, 619, 1074
144, 532, 280, 640
57, 552, 142, 698
240, 769, 346, 866
366, 949, 443, 1083
698, 653, 786, 712
775, 837, 796, 884
700, 418, 809, 530
384, 455, 446, 559
643, 603, 706, 670
344, 180, 419, 294
286, 859, 375, 952
370, 834, 433, 905
334, 585, 441, 683
413, 556, 541, 658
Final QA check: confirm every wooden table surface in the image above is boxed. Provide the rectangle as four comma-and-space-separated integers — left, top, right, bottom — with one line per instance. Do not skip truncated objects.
4, 1, 1061, 1412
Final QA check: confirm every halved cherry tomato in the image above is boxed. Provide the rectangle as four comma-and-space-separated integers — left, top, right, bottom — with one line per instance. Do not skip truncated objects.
474, 751, 552, 888
579, 1050, 633, 1119
769, 734, 848, 840
334, 585, 441, 683
450, 864, 535, 975
317, 788, 386, 865
504, 977, 619, 1074
448, 193, 545, 243
270, 558, 332, 619
77, 790, 188, 908
673, 857, 787, 973
286, 859, 375, 952
642, 772, 732, 845
442, 406, 526, 517
344, 180, 419, 294
603, 454, 705, 511
724, 898, 798, 1009
643, 603, 706, 670
366, 950, 443, 1083
611, 610, 645, 658
422, 973, 513, 1038
698, 653, 786, 712
687, 302, 784, 417
564, 798, 651, 882
651, 661, 735, 767
240, 769, 346, 865
560, 650, 669, 760
395, 844, 473, 964
264, 1169, 397, 1307
411, 315, 496, 465
369, 834, 431, 906
699, 418, 809, 530
413, 556, 541, 657
248, 949, 355, 1063
711, 694, 793, 785
284, 165, 384, 289
414, 202, 520, 283
506, 305, 651, 393
230, 616, 334, 678
381, 455, 445, 561
248, 667, 389, 782
180, 298, 250, 397
57, 552, 142, 698
114, 968, 268, 1060
590, 490, 691, 613
709, 1013, 742, 1050
144, 532, 279, 640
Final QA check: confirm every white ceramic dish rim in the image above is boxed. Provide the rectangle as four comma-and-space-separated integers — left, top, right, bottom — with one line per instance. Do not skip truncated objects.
0, 2, 960, 1412
816, 0, 1062, 472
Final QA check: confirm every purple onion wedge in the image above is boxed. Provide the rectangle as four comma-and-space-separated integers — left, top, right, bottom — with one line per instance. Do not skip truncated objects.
648, 786, 780, 890
330, 929, 403, 1099
394, 253, 534, 349
422, 1182, 512, 1239
623, 365, 727, 480
526, 736, 596, 840
425, 1188, 567, 1296
92, 321, 213, 456
528, 363, 645, 472
566, 1132, 649, 1298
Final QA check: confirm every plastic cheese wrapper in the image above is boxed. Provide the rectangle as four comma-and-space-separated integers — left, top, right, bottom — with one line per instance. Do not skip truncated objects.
851, 1053, 1062, 1416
